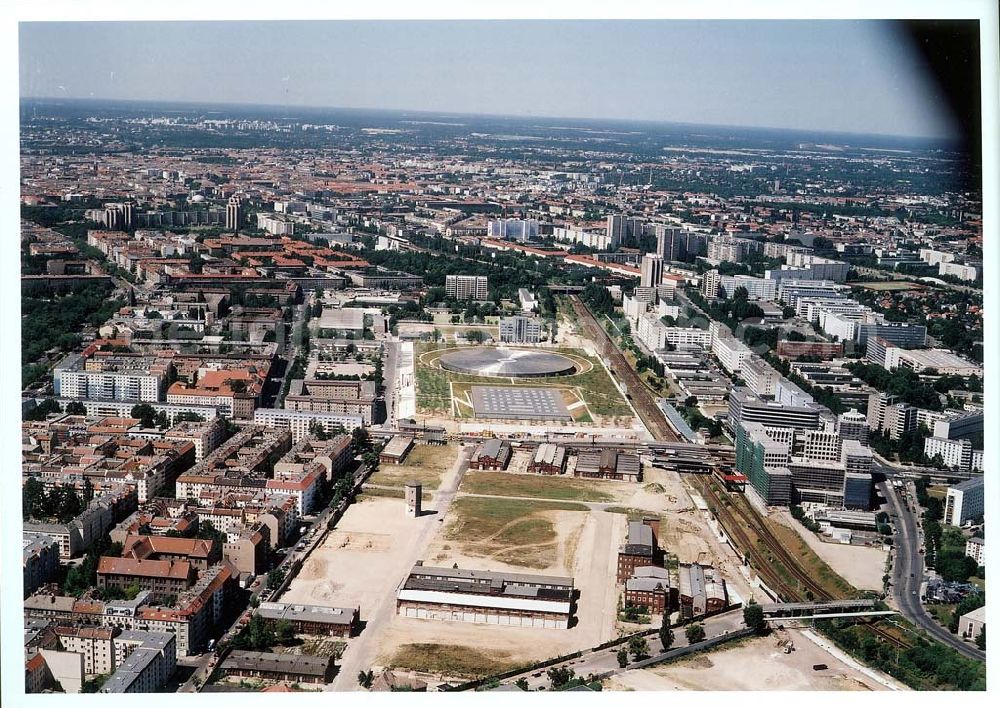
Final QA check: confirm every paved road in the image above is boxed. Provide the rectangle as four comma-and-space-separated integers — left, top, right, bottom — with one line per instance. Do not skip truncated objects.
382, 339, 399, 427
874, 454, 978, 482
329, 444, 475, 691
272, 301, 309, 408
503, 609, 746, 690
881, 480, 985, 662
180, 461, 374, 692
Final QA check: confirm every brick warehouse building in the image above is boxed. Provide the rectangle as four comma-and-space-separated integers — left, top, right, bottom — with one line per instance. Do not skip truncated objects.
616, 519, 662, 582
623, 566, 672, 614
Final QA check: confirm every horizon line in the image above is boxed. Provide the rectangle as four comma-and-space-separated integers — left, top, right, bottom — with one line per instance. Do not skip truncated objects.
19, 95, 963, 145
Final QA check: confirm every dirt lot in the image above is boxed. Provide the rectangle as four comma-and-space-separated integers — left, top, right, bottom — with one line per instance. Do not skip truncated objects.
372, 462, 635, 679
281, 496, 420, 614
447, 466, 755, 604
424, 495, 590, 571
772, 511, 887, 592
608, 629, 888, 691
377, 505, 627, 678
367, 444, 459, 490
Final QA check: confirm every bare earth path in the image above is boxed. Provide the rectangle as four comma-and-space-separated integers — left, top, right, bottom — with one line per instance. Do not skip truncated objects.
328, 444, 474, 691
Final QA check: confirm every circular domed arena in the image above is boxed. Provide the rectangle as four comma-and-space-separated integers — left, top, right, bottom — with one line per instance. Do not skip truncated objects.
438, 347, 577, 378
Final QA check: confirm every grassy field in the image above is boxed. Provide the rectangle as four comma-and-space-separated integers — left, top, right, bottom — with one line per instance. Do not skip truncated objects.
447, 496, 588, 539
367, 444, 458, 490
927, 485, 948, 501
926, 603, 957, 628
388, 643, 518, 679
414, 343, 632, 419
854, 281, 924, 292
461, 470, 615, 502
443, 496, 588, 569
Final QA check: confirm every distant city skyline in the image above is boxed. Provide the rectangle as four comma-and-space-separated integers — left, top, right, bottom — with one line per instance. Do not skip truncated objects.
20, 20, 958, 139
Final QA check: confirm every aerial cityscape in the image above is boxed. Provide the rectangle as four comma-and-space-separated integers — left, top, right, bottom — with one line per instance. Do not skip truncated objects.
11, 16, 989, 696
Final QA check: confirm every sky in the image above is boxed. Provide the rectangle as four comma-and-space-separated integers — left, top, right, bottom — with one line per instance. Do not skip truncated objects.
18, 20, 958, 139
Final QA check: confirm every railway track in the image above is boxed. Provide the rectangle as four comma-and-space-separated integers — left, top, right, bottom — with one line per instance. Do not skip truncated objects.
565, 300, 913, 652
567, 295, 679, 442
691, 475, 829, 602
692, 476, 914, 649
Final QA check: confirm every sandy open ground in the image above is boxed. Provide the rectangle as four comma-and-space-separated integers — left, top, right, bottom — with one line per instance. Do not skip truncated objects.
367, 444, 459, 490
377, 506, 627, 675
608, 629, 888, 691
772, 511, 888, 591
372, 466, 640, 676
626, 469, 756, 603
290, 450, 759, 682
282, 496, 420, 614
425, 506, 587, 574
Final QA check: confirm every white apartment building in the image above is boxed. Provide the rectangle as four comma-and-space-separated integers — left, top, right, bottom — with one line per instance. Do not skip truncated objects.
636, 314, 712, 351
919, 248, 956, 267
623, 294, 650, 324
518, 287, 538, 313
742, 355, 781, 398
702, 269, 722, 298
718, 275, 777, 300
256, 212, 297, 236
884, 347, 982, 377
640, 254, 664, 288
785, 252, 851, 282
657, 302, 681, 320
800, 429, 844, 462
59, 399, 219, 424
445, 274, 489, 301
552, 226, 615, 250
712, 335, 752, 375
707, 236, 760, 264
924, 436, 974, 472
797, 297, 858, 322
819, 307, 877, 342
939, 261, 979, 282
776, 280, 849, 309
488, 219, 539, 241
56, 370, 163, 402
944, 477, 984, 526
253, 408, 363, 442
966, 537, 984, 566
164, 419, 226, 462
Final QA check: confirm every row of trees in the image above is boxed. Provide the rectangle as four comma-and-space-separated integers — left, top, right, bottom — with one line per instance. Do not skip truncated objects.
844, 361, 943, 411
23, 478, 92, 522
914, 479, 981, 582
231, 614, 295, 652
64, 537, 123, 596
579, 282, 615, 317
816, 618, 985, 690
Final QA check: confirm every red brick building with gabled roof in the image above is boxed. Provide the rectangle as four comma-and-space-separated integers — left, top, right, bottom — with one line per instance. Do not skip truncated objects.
122, 534, 221, 570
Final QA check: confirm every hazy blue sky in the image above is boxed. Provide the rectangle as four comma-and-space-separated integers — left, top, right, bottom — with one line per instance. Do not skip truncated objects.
19, 20, 956, 138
